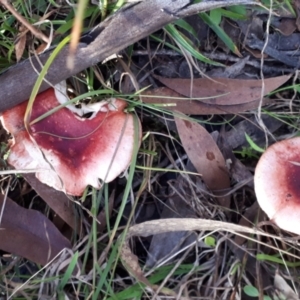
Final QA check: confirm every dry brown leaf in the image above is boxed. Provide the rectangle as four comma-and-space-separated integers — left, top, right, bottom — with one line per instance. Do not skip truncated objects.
0, 194, 71, 265
276, 18, 296, 36
36, 42, 48, 54
174, 116, 230, 207
154, 75, 291, 105
244, 46, 269, 59
120, 240, 153, 286
295, 0, 300, 31
24, 174, 81, 233
141, 87, 274, 115
274, 271, 298, 300
15, 26, 26, 62
123, 218, 264, 238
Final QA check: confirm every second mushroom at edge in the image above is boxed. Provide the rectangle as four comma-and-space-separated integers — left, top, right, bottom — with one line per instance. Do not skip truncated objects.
254, 137, 300, 235
1, 81, 141, 196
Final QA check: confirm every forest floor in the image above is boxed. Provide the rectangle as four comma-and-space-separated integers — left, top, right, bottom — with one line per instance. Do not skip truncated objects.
0, 1, 299, 299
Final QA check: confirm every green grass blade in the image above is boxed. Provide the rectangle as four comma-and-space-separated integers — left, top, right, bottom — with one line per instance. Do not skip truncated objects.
210, 9, 222, 25
199, 12, 242, 57
227, 5, 247, 15
106, 264, 197, 300
93, 241, 119, 299
164, 24, 223, 66
220, 7, 247, 20
174, 19, 199, 45
24, 35, 71, 128
256, 253, 300, 267
245, 133, 265, 153
57, 251, 79, 290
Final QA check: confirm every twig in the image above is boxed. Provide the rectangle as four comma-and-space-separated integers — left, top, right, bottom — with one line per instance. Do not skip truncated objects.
0, 0, 49, 44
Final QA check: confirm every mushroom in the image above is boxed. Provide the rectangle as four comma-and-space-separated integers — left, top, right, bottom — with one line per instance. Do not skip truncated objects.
254, 137, 300, 235
1, 81, 140, 196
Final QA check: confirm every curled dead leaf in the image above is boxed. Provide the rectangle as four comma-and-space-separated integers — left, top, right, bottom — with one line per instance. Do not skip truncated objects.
0, 194, 71, 266
141, 87, 274, 115
174, 116, 230, 208
154, 74, 291, 105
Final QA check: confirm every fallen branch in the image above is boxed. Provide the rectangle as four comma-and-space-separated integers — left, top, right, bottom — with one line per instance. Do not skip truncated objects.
0, 0, 258, 112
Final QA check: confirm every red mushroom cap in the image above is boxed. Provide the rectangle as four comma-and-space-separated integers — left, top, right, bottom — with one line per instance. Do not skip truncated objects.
1, 82, 140, 196
254, 137, 300, 235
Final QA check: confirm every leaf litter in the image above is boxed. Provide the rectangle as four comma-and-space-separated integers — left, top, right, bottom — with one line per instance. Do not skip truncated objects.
142, 73, 291, 116
1, 1, 300, 298
174, 115, 231, 208
24, 174, 81, 233
121, 71, 297, 297
0, 193, 71, 266
141, 86, 274, 115
154, 74, 291, 105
